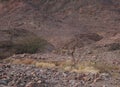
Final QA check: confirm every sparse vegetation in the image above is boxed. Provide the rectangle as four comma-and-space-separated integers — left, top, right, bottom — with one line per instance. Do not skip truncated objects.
35, 62, 56, 68
13, 36, 48, 54
0, 0, 120, 86
4, 58, 100, 74
0, 41, 13, 59
0, 52, 7, 59
90, 62, 120, 74
0, 41, 11, 48
12, 58, 35, 65
0, 35, 49, 59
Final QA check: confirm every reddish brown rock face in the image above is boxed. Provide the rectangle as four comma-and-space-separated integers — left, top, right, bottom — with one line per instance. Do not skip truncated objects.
0, 0, 119, 54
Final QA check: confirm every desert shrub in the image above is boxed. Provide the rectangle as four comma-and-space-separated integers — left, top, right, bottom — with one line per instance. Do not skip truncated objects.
0, 41, 12, 48
0, 52, 5, 59
0, 41, 13, 59
13, 36, 48, 54
0, 51, 12, 59
0, 36, 51, 58
92, 62, 119, 73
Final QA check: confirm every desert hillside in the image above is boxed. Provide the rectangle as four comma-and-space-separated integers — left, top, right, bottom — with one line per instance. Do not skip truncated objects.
0, 0, 120, 47
0, 0, 120, 87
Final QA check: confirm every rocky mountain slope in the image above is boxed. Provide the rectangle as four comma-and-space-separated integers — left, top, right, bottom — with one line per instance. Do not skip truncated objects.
0, 0, 120, 87
0, 0, 120, 47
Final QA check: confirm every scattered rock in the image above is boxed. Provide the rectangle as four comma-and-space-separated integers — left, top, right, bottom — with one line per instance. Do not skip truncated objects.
100, 73, 111, 80
25, 82, 35, 87
0, 80, 8, 85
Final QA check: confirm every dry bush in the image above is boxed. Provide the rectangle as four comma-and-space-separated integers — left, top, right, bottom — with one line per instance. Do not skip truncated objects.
35, 62, 56, 68
0, 36, 49, 59
0, 36, 49, 58
0, 52, 7, 59
4, 58, 99, 74
90, 62, 119, 73
13, 36, 48, 54
0, 41, 12, 48
0, 50, 13, 59
12, 59, 35, 65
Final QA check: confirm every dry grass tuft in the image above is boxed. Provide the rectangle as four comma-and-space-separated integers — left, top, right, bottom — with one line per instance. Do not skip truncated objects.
35, 62, 56, 68
4, 58, 35, 65
4, 58, 119, 74
12, 59, 35, 65
91, 62, 119, 73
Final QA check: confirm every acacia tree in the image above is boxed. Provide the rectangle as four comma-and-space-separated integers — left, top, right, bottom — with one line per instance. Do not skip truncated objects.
68, 34, 80, 67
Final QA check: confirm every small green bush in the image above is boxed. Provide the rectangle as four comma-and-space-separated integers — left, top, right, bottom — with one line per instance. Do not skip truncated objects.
13, 36, 47, 54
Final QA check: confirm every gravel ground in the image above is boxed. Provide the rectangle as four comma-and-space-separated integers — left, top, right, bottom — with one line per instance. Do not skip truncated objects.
0, 63, 119, 87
